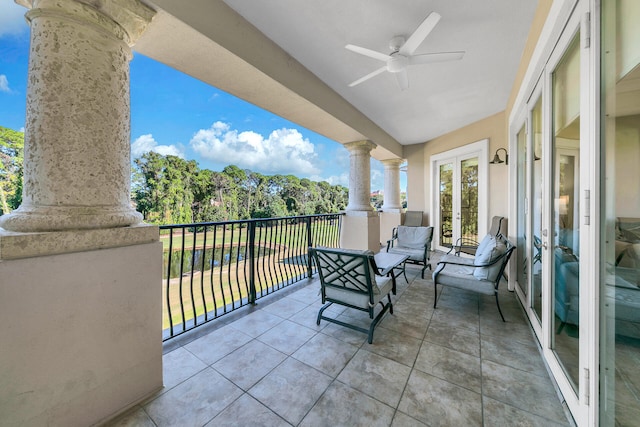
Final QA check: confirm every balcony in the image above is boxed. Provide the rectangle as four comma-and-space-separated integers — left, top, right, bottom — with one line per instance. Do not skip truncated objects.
109, 259, 572, 426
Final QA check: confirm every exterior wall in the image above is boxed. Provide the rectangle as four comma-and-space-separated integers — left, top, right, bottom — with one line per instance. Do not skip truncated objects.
0, 242, 163, 426
405, 111, 508, 230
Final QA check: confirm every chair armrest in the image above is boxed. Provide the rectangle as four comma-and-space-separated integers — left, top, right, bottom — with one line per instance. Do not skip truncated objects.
386, 236, 398, 251
448, 237, 480, 256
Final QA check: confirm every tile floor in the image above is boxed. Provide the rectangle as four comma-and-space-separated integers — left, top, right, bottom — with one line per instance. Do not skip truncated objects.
108, 259, 575, 427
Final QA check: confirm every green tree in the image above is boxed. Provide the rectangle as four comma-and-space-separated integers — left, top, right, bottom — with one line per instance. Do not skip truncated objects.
0, 126, 24, 214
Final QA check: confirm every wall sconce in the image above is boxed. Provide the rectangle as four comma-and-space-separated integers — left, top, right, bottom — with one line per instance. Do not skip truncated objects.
489, 148, 509, 165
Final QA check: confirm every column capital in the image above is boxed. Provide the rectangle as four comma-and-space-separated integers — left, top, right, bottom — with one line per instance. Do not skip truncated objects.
344, 140, 376, 154
17, 0, 156, 46
381, 158, 405, 168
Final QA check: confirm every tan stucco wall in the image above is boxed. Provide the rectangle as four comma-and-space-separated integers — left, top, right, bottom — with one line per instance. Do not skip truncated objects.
0, 242, 163, 426
405, 111, 508, 230
505, 0, 555, 116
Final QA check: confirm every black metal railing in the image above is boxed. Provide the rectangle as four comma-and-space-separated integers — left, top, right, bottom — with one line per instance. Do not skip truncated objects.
159, 213, 343, 340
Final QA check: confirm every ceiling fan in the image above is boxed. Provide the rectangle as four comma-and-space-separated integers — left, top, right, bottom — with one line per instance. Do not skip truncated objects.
345, 12, 464, 90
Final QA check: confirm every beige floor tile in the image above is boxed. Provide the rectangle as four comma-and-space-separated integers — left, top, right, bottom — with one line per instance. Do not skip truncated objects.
483, 396, 569, 427
398, 370, 482, 427
205, 393, 290, 427
481, 334, 548, 377
292, 332, 359, 377
414, 342, 481, 393
337, 349, 412, 407
249, 358, 333, 425
299, 381, 395, 427
431, 305, 480, 332
162, 346, 207, 392
378, 311, 429, 340
482, 359, 568, 424
184, 324, 253, 365
365, 327, 423, 367
144, 368, 243, 427
320, 322, 368, 346
425, 320, 480, 357
229, 308, 285, 338
257, 319, 317, 354
212, 340, 287, 390
146, 259, 574, 427
391, 411, 428, 427
105, 407, 155, 427
288, 304, 329, 331
262, 296, 310, 319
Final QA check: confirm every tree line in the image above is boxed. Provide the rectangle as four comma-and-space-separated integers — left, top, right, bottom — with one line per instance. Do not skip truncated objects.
0, 127, 349, 224
132, 152, 348, 224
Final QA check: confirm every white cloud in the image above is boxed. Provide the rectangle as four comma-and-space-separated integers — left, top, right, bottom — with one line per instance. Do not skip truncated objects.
309, 172, 349, 187
0, 75, 10, 92
0, 3, 29, 38
131, 134, 185, 159
190, 121, 320, 175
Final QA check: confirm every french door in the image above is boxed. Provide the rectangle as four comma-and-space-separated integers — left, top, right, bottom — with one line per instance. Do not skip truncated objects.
431, 140, 488, 252
511, 2, 592, 424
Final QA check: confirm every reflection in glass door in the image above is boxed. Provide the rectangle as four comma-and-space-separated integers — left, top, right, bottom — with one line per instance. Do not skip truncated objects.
516, 123, 528, 298
531, 96, 544, 323
551, 31, 581, 390
601, 0, 640, 424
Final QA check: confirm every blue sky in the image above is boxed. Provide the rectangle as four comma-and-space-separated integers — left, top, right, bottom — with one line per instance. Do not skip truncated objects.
0, 1, 406, 192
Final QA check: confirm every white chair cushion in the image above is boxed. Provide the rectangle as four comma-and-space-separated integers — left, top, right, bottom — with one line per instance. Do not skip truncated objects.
324, 276, 392, 308
396, 226, 430, 250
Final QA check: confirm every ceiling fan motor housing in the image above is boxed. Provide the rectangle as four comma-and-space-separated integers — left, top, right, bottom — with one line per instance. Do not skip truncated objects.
387, 54, 408, 73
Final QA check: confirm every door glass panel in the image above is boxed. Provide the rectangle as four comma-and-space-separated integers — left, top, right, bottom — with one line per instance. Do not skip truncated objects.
601, 0, 640, 424
516, 124, 528, 296
532, 96, 544, 322
460, 158, 479, 243
551, 32, 580, 390
439, 162, 453, 248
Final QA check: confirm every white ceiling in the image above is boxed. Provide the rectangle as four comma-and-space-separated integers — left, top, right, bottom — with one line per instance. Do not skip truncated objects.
138, 0, 538, 158
222, 0, 538, 145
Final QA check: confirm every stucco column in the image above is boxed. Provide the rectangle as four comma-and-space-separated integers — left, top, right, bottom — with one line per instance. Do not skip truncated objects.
344, 140, 376, 212
0, 0, 154, 232
381, 158, 404, 211
341, 140, 379, 251
379, 158, 404, 245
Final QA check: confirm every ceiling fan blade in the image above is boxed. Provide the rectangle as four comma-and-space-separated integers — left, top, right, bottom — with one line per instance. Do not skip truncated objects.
409, 51, 465, 65
399, 12, 441, 56
395, 69, 409, 91
348, 66, 387, 87
345, 44, 390, 62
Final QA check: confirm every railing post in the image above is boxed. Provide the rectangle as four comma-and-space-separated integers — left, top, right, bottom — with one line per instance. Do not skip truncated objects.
306, 216, 313, 278
248, 221, 257, 304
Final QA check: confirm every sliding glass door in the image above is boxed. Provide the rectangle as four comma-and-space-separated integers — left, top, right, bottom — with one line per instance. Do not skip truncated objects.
600, 0, 640, 424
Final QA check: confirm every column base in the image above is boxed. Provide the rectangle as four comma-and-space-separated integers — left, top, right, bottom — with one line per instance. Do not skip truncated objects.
340, 210, 381, 252
0, 223, 158, 260
0, 205, 143, 233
